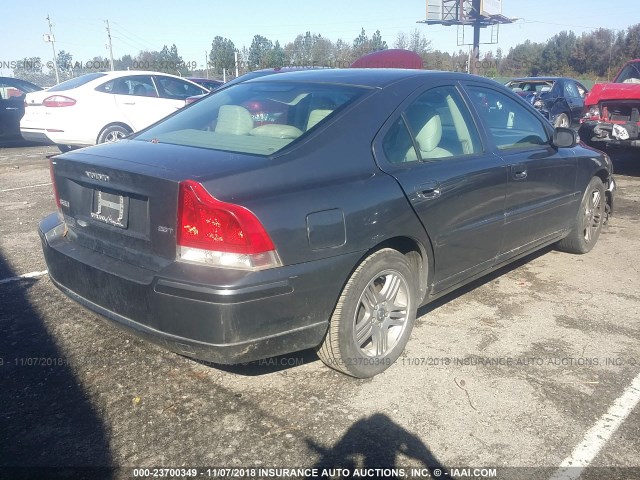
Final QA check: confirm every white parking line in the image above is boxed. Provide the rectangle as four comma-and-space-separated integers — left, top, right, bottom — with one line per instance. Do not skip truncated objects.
549, 372, 640, 480
0, 182, 52, 193
0, 270, 49, 285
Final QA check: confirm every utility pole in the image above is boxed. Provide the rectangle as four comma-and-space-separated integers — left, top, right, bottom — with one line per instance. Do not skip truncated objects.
234, 51, 239, 78
205, 50, 209, 79
471, 0, 481, 75
105, 20, 115, 71
45, 14, 60, 84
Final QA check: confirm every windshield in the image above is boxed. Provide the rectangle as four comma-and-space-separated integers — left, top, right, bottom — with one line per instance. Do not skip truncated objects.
48, 73, 107, 91
616, 62, 640, 84
135, 81, 369, 156
507, 80, 554, 93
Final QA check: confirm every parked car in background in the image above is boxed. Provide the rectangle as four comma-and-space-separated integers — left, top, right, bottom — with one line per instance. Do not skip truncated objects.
506, 77, 588, 128
187, 77, 223, 91
21, 71, 208, 152
0, 77, 43, 138
41, 69, 614, 378
580, 59, 640, 149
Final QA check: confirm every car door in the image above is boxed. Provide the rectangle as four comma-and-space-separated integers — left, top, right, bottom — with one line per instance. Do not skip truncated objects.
374, 84, 507, 293
0, 80, 28, 136
564, 80, 586, 126
462, 83, 578, 259
109, 75, 177, 130
153, 75, 207, 109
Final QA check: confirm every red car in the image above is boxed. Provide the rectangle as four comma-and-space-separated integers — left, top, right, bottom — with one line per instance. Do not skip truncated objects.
580, 59, 640, 148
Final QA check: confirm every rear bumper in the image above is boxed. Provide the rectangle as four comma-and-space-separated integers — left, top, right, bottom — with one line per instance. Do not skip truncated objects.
39, 214, 357, 364
20, 129, 55, 145
20, 127, 93, 148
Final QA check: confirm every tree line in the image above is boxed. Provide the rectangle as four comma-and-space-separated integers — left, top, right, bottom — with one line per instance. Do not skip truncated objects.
11, 23, 640, 86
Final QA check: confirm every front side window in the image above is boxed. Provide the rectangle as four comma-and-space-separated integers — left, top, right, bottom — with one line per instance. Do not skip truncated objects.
616, 62, 640, 83
564, 81, 580, 98
467, 86, 549, 150
156, 77, 206, 99
382, 85, 481, 163
135, 81, 368, 156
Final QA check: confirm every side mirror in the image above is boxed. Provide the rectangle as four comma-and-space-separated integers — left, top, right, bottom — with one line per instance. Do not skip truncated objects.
553, 127, 577, 148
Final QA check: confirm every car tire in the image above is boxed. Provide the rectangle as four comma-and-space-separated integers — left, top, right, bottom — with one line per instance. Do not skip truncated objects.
97, 125, 131, 144
557, 177, 606, 254
555, 113, 570, 128
317, 248, 418, 378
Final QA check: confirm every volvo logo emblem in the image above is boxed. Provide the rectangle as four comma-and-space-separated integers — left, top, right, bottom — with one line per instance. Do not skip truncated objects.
85, 171, 110, 182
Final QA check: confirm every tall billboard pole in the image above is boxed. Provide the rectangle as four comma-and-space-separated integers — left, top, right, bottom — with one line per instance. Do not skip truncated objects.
421, 0, 515, 74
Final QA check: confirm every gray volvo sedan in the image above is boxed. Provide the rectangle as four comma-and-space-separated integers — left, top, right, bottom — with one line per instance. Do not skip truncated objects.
40, 69, 615, 378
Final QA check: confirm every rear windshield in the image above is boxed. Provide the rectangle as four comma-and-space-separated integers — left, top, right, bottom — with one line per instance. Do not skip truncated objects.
135, 81, 369, 156
507, 80, 554, 93
48, 73, 107, 91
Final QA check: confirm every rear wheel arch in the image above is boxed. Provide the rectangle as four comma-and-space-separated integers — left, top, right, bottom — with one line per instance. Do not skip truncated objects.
593, 168, 613, 217
349, 235, 433, 306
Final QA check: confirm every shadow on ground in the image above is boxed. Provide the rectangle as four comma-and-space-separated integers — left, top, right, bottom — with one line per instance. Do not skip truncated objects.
0, 136, 48, 149
0, 254, 113, 478
306, 413, 448, 478
207, 247, 555, 377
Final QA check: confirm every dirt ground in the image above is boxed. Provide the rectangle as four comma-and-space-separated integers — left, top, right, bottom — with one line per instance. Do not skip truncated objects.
1, 141, 639, 480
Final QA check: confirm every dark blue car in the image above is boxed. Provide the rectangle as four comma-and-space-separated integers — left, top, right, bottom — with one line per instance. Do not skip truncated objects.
506, 77, 588, 128
40, 69, 615, 377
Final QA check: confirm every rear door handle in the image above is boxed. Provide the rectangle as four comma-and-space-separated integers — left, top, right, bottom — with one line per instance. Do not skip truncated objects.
512, 165, 527, 180
410, 181, 442, 201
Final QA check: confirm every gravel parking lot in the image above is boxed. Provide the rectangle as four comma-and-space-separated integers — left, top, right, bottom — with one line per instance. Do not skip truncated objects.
1, 141, 639, 480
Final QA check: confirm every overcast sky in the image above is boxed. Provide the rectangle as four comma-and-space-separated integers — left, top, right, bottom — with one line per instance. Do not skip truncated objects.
1, 0, 637, 75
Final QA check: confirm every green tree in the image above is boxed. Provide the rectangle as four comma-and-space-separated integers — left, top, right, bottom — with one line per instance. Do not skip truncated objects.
158, 44, 186, 75
353, 28, 370, 57
263, 40, 285, 68
394, 32, 408, 50
370, 30, 388, 52
209, 36, 236, 76
408, 29, 431, 60
248, 35, 273, 68
114, 54, 134, 71
56, 50, 73, 77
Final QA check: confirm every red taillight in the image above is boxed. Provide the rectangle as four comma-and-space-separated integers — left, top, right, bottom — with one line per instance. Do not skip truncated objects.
177, 181, 280, 270
43, 95, 76, 107
49, 160, 61, 210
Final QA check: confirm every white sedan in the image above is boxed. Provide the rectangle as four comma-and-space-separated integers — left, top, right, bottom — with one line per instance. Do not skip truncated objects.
21, 71, 208, 151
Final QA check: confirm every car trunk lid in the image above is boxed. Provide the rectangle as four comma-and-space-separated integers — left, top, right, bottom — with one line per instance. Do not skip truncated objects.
50, 139, 269, 273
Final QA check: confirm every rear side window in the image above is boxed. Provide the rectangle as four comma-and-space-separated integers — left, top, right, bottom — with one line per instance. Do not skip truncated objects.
96, 75, 157, 97
48, 73, 107, 91
382, 85, 481, 163
136, 82, 368, 156
467, 86, 549, 150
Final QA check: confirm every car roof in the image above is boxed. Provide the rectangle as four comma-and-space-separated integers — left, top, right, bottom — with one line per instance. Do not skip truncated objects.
95, 70, 195, 80
0, 76, 42, 88
241, 68, 487, 88
509, 77, 568, 82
